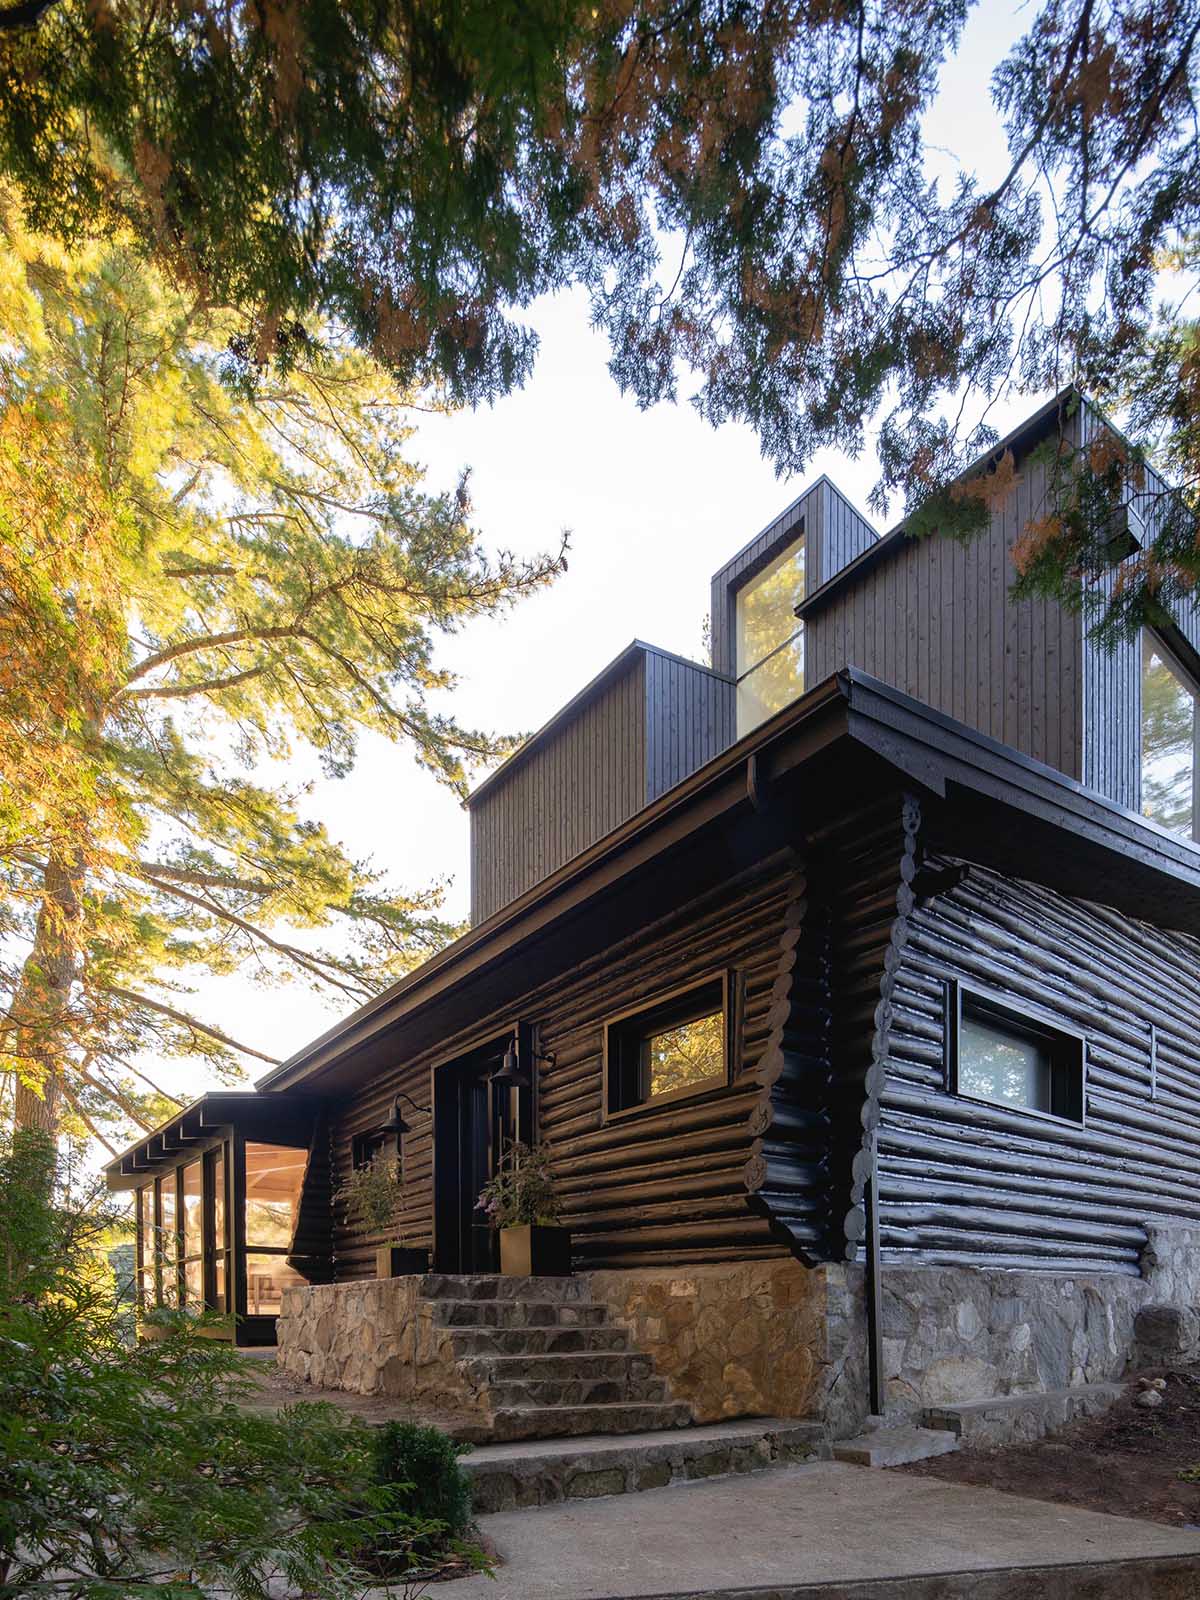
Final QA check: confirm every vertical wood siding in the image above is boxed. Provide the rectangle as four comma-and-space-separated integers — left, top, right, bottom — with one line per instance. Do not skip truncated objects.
1082, 401, 1200, 810
709, 480, 876, 677
327, 853, 802, 1277
469, 655, 648, 924
880, 848, 1200, 1273
645, 650, 735, 801
806, 442, 1086, 778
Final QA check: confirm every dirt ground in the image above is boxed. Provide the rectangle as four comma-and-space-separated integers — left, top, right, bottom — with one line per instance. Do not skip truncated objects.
901, 1367, 1200, 1527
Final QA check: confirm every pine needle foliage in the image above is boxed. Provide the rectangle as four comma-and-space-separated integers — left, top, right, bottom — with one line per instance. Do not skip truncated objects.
0, 204, 566, 1144
0, 1, 1196, 630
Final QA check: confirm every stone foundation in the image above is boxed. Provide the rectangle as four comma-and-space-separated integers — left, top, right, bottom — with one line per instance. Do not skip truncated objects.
879, 1224, 1200, 1412
586, 1259, 868, 1436
275, 1279, 485, 1411
275, 1224, 1200, 1438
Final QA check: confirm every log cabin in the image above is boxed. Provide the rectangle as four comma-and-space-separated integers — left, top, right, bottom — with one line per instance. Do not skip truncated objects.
106, 391, 1200, 1454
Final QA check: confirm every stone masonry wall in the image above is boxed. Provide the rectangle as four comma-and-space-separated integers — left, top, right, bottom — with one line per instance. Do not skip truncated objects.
275, 1224, 1200, 1435
879, 1224, 1200, 1411
586, 1259, 869, 1437
275, 1280, 486, 1412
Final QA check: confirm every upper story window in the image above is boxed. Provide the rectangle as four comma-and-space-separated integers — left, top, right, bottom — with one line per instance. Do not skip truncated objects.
735, 538, 806, 736
1141, 632, 1200, 840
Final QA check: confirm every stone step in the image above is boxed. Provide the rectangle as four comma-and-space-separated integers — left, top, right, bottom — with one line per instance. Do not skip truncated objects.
462, 1417, 830, 1513
487, 1398, 694, 1443
832, 1426, 960, 1468
416, 1273, 588, 1304
447, 1325, 632, 1357
921, 1382, 1126, 1448
460, 1350, 655, 1386
486, 1374, 671, 1409
429, 1297, 609, 1329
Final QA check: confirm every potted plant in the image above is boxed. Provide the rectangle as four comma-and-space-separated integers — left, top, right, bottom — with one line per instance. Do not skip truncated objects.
336, 1152, 429, 1278
478, 1139, 571, 1275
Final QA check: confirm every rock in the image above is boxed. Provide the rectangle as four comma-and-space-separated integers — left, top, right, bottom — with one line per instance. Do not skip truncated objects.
1134, 1303, 1199, 1359
1133, 1388, 1164, 1409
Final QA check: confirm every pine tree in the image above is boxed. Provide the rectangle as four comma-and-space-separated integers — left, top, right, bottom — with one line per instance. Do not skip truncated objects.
0, 202, 566, 1146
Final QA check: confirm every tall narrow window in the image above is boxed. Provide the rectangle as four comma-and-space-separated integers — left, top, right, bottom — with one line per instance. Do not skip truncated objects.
211, 1148, 227, 1311
158, 1175, 178, 1307
181, 1160, 203, 1309
735, 539, 806, 736
137, 1185, 156, 1310
1142, 632, 1200, 839
243, 1142, 308, 1317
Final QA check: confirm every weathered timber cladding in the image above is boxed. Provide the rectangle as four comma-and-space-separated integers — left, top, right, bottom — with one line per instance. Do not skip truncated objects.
469, 654, 647, 925
644, 650, 735, 801
880, 844, 1200, 1273
710, 479, 876, 678
329, 853, 802, 1278
805, 440, 1085, 778
469, 646, 735, 923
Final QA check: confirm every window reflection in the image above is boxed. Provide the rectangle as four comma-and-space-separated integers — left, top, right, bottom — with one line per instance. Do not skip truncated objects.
244, 1143, 306, 1249
644, 1010, 725, 1100
735, 540, 806, 736
1142, 633, 1198, 838
959, 1012, 1052, 1112
244, 1254, 307, 1315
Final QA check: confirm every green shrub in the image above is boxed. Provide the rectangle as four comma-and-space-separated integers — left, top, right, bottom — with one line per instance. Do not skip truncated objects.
372, 1421, 473, 1543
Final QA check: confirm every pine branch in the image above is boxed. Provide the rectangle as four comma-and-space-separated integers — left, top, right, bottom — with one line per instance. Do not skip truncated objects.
121, 664, 270, 701
98, 984, 283, 1065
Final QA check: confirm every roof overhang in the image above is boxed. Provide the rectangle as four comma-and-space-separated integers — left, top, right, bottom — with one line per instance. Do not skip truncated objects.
104, 1091, 326, 1192
256, 668, 1200, 1099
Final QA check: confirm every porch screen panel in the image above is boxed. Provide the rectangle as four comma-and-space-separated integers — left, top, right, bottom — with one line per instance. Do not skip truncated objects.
158, 1175, 178, 1306
137, 1186, 155, 1309
243, 1142, 308, 1315
212, 1148, 227, 1310
181, 1160, 203, 1308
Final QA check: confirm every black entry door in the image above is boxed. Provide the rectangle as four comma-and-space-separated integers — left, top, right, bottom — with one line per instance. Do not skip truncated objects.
434, 1046, 508, 1274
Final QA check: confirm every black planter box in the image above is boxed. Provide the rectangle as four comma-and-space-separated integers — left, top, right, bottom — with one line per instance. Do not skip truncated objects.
376, 1244, 431, 1278
499, 1224, 572, 1276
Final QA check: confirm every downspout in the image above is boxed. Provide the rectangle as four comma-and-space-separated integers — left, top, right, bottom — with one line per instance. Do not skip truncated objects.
863, 1133, 885, 1417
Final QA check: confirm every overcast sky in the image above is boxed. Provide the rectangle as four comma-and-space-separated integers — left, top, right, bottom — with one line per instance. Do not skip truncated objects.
177, 1, 1049, 1093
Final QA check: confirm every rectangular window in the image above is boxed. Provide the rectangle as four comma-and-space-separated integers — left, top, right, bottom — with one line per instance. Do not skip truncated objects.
242, 1142, 307, 1318
158, 1175, 178, 1306
211, 1147, 227, 1312
735, 539, 806, 737
950, 986, 1084, 1123
137, 1185, 156, 1310
1142, 632, 1200, 839
180, 1160, 203, 1311
606, 975, 730, 1116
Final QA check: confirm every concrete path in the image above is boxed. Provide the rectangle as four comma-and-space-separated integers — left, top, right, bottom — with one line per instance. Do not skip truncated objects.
446, 1461, 1200, 1599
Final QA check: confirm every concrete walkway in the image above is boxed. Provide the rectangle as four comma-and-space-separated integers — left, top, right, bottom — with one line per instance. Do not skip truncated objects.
446, 1461, 1200, 1599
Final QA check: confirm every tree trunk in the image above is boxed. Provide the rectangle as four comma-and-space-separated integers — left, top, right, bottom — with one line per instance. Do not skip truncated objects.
8, 854, 85, 1136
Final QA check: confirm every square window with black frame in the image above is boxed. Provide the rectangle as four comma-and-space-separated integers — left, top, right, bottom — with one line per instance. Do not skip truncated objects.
951, 988, 1084, 1123
606, 975, 730, 1116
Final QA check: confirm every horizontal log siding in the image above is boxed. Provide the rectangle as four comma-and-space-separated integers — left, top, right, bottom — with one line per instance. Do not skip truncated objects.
806, 442, 1084, 780
328, 853, 800, 1277
469, 655, 647, 924
879, 851, 1200, 1273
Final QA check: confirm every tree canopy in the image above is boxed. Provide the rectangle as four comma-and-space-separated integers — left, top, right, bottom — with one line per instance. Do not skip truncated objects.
0, 0, 1196, 634
0, 204, 565, 1145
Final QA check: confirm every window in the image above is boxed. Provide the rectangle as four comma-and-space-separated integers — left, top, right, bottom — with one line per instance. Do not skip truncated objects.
352, 1130, 390, 1169
211, 1147, 228, 1311
1142, 632, 1200, 839
950, 986, 1084, 1122
158, 1174, 179, 1306
136, 1185, 156, 1310
606, 976, 730, 1116
181, 1160, 203, 1309
242, 1142, 308, 1318
735, 538, 806, 736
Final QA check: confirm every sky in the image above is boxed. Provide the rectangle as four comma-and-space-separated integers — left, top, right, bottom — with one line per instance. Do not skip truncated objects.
177, 0, 1047, 1093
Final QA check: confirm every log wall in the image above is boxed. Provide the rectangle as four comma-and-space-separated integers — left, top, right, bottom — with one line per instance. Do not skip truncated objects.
880, 836, 1200, 1273
328, 851, 804, 1278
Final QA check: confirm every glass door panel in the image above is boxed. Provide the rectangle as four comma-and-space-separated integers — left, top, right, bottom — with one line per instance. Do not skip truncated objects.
242, 1142, 307, 1318
181, 1161, 203, 1312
